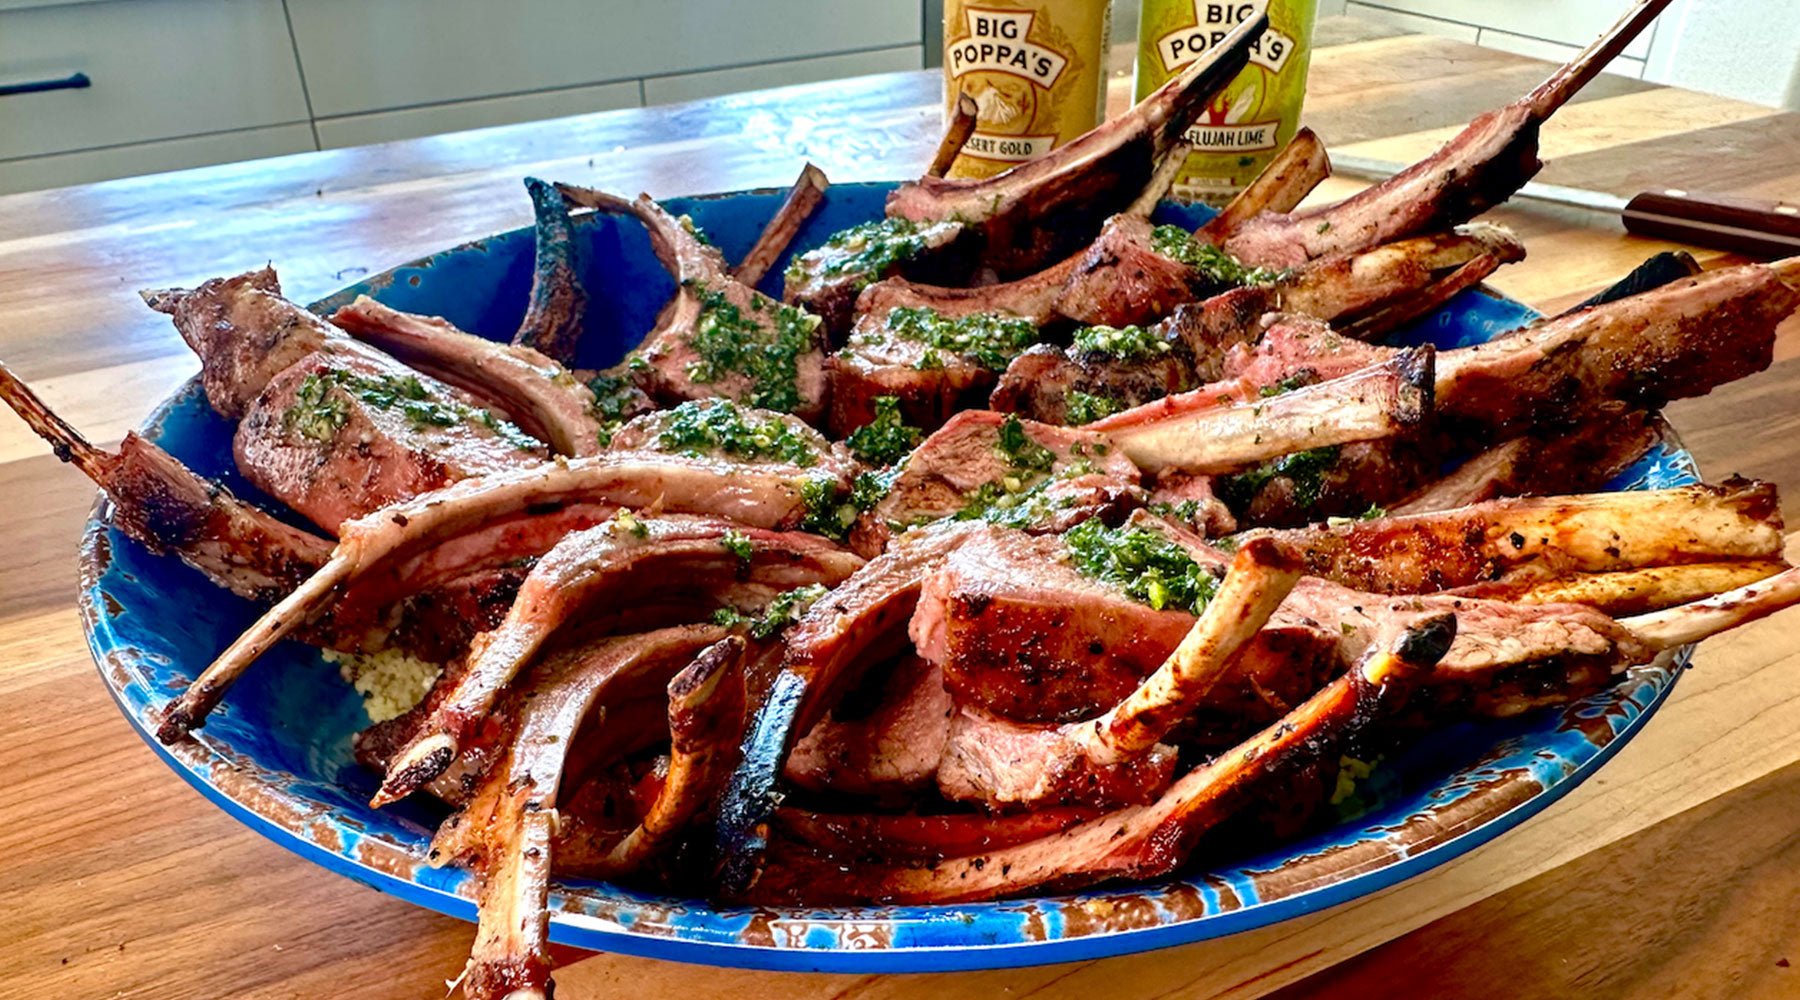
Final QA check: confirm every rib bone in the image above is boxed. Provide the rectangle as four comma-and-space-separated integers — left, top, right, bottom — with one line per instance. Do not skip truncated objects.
734, 163, 830, 287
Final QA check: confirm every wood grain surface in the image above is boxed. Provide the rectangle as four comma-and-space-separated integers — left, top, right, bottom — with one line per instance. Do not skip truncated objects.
3, 17, 1798, 1000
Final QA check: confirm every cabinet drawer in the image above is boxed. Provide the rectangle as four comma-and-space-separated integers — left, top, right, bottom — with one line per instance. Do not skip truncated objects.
287, 0, 922, 117
0, 0, 309, 161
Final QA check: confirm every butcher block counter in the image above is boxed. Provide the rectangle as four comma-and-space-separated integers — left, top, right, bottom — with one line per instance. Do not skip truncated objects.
3, 16, 1799, 1000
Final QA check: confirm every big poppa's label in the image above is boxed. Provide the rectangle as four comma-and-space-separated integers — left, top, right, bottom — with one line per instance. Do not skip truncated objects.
1136, 0, 1316, 203
944, 1, 1108, 178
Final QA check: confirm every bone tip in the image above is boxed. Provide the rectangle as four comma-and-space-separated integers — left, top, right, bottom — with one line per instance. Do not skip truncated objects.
155, 702, 198, 744
372, 733, 457, 807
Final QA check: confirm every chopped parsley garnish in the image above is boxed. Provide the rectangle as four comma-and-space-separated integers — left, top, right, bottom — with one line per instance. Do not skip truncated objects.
1064, 520, 1220, 615
876, 306, 1042, 372
845, 396, 923, 466
713, 583, 828, 638
1065, 389, 1126, 425
676, 213, 713, 246
1071, 325, 1171, 363
1258, 371, 1318, 397
850, 468, 898, 511
786, 218, 928, 291
1150, 225, 1287, 289
1215, 446, 1341, 510
686, 285, 821, 414
611, 509, 649, 538
586, 372, 642, 447
652, 399, 818, 467
283, 368, 536, 450
1147, 499, 1202, 523
995, 415, 1056, 472
798, 476, 858, 540
720, 529, 754, 565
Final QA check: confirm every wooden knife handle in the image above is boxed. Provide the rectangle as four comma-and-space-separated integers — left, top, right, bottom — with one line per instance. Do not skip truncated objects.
1622, 189, 1800, 260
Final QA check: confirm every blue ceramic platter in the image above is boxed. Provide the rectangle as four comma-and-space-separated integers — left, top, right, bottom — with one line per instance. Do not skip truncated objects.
81, 182, 1698, 972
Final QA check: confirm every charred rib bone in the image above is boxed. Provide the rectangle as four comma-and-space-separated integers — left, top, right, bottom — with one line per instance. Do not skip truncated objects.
513, 177, 589, 366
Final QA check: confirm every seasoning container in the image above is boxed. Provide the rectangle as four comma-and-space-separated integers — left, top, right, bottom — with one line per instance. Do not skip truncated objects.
942, 0, 1112, 180
1134, 0, 1318, 205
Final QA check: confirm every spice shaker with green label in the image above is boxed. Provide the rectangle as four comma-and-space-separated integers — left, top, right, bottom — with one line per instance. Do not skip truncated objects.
1134, 0, 1318, 205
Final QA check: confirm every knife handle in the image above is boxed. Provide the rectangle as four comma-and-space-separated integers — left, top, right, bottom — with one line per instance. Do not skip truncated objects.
1622, 189, 1800, 260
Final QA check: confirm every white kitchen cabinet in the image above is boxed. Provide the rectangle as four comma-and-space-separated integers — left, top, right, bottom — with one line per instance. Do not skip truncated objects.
0, 0, 310, 161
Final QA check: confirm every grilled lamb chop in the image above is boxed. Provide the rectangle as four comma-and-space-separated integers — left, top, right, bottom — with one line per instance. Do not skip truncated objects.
234, 344, 547, 531
1386, 408, 1659, 515
156, 450, 863, 743
750, 613, 1456, 905
1449, 560, 1788, 617
884, 14, 1265, 279
934, 537, 1303, 810
373, 515, 863, 806
0, 363, 330, 602
1223, 0, 1673, 269
556, 184, 829, 421
330, 295, 605, 456
1247, 480, 1785, 595
142, 267, 333, 419
605, 398, 862, 487
430, 626, 730, 1000
512, 177, 589, 366
1091, 347, 1434, 474
852, 410, 1141, 556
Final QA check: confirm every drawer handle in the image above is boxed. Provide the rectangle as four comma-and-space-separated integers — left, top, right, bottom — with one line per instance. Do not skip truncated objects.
0, 71, 91, 98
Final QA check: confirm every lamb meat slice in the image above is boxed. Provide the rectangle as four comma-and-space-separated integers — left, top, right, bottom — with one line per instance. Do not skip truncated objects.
1053, 214, 1239, 329
1089, 347, 1434, 475
826, 274, 1069, 435
988, 328, 1199, 426
1221, 437, 1441, 528
429, 626, 729, 1000
1145, 473, 1237, 538
155, 450, 850, 743
1386, 407, 1658, 514
0, 363, 332, 602
914, 525, 1337, 724
935, 538, 1302, 811
1275, 225, 1525, 337
374, 515, 863, 806
1436, 262, 1796, 440
606, 398, 862, 487
851, 410, 1142, 557
1245, 480, 1785, 595
747, 613, 1456, 905
512, 177, 589, 366
1223, 0, 1673, 270
784, 654, 954, 802
329, 295, 605, 457
885, 14, 1265, 278
713, 521, 978, 892
782, 217, 973, 338
142, 266, 334, 419
1218, 313, 1395, 387
234, 345, 547, 532
556, 185, 829, 422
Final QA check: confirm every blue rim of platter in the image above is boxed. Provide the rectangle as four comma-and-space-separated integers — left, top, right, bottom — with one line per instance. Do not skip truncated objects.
80, 181, 1699, 973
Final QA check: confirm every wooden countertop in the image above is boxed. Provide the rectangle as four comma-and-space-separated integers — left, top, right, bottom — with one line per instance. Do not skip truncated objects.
4, 17, 1798, 1000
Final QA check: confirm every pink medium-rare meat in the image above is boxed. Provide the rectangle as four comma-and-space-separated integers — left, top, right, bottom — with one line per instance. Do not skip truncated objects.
784, 655, 955, 800
235, 345, 546, 532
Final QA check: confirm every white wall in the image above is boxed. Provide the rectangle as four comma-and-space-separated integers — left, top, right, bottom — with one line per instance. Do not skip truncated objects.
1341, 0, 1800, 108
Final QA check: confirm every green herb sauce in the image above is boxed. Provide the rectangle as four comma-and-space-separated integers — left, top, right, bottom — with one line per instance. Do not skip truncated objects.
720, 529, 754, 565
283, 368, 536, 450
845, 396, 923, 466
1257, 371, 1319, 398
1063, 520, 1220, 615
1215, 446, 1341, 510
786, 218, 927, 290
995, 415, 1056, 472
653, 399, 817, 467
1064, 389, 1126, 425
712, 583, 828, 638
1150, 225, 1287, 289
686, 285, 820, 414
870, 306, 1042, 372
1071, 324, 1171, 363
586, 372, 642, 446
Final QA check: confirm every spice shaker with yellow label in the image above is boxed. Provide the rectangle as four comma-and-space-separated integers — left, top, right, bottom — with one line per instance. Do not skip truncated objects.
1134, 0, 1317, 205
942, 0, 1112, 180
